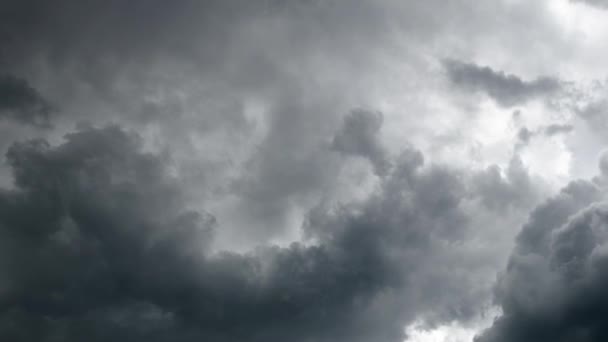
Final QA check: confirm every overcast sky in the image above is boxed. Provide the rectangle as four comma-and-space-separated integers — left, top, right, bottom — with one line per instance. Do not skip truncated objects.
2, 1, 608, 341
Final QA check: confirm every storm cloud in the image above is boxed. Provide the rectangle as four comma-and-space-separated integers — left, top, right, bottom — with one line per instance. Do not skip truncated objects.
474, 156, 608, 341
0, 124, 516, 341
1, 1, 607, 341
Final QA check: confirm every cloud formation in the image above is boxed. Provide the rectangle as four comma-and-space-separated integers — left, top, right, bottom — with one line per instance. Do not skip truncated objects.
1, 0, 606, 341
476, 161, 608, 341
444, 59, 561, 108
0, 118, 543, 341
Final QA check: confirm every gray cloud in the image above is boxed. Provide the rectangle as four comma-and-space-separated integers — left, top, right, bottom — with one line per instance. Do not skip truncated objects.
544, 124, 574, 136
517, 127, 534, 145
0, 126, 400, 341
0, 0, 429, 248
475, 162, 608, 341
571, 0, 608, 9
444, 59, 561, 107
0, 74, 53, 127
472, 157, 542, 212
515, 123, 574, 152
573, 98, 608, 136
0, 122, 539, 341
331, 109, 390, 176
0, 1, 596, 341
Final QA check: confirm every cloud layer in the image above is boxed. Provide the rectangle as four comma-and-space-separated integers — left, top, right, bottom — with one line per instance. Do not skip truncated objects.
1, 1, 608, 341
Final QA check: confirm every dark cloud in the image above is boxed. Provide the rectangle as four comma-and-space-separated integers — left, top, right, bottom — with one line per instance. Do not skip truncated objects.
443, 59, 561, 107
475, 163, 608, 341
0, 0, 252, 65
0, 1, 590, 341
0, 0, 400, 97
0, 74, 53, 127
0, 125, 215, 340
0, 127, 418, 341
0, 123, 507, 342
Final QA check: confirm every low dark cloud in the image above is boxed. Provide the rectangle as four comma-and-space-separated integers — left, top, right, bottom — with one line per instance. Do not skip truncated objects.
0, 74, 53, 127
475, 162, 608, 341
0, 123, 508, 341
443, 59, 561, 107
0, 117, 540, 341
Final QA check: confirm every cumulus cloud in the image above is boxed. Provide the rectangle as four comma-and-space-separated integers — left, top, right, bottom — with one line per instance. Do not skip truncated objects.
475, 159, 608, 342
0, 120, 544, 341
0, 126, 398, 340
1, 0, 605, 341
443, 59, 561, 108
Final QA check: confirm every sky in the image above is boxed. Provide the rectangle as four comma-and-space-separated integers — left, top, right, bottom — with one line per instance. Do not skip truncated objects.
2, 0, 608, 341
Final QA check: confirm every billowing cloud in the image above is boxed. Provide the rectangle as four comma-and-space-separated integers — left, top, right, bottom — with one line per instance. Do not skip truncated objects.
475, 159, 608, 342
1, 0, 607, 341
0, 121, 543, 341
